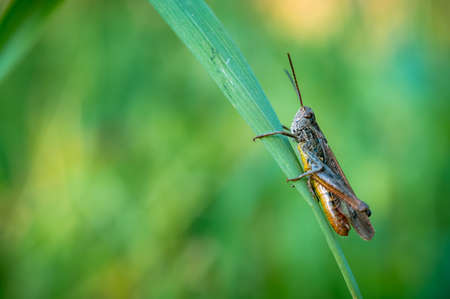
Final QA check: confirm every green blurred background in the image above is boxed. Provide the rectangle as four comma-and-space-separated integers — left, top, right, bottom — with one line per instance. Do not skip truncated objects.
1, 0, 449, 298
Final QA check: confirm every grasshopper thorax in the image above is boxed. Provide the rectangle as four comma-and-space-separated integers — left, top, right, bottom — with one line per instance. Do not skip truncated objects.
290, 106, 316, 135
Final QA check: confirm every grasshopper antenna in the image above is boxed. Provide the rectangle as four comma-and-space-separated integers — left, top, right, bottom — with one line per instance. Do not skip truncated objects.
284, 70, 301, 104
287, 53, 303, 107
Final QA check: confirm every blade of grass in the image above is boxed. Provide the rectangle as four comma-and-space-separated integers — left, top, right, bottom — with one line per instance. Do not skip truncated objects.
148, 0, 362, 298
0, 0, 64, 81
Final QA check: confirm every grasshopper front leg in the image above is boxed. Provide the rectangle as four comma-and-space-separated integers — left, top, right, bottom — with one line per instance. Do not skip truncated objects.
253, 130, 297, 142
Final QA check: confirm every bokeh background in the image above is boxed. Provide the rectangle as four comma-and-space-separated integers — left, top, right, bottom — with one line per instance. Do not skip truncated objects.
1, 0, 449, 298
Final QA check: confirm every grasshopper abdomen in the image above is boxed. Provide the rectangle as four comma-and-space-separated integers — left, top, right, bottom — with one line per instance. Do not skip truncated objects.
313, 182, 350, 236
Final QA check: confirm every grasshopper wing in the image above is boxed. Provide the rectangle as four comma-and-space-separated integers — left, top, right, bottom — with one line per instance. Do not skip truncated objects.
310, 125, 372, 216
309, 124, 375, 240
338, 202, 375, 241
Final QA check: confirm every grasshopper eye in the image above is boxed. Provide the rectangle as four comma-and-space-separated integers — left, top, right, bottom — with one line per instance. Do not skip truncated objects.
304, 113, 313, 119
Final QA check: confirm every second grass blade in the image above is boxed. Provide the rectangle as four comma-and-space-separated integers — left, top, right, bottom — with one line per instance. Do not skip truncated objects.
0, 0, 64, 81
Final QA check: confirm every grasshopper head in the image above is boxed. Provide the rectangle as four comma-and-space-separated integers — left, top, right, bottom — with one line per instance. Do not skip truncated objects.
290, 106, 316, 134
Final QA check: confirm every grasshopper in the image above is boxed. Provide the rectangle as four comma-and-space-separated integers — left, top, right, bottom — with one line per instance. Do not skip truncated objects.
253, 53, 374, 240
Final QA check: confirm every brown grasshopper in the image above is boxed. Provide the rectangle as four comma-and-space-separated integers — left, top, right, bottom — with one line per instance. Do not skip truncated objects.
253, 53, 374, 240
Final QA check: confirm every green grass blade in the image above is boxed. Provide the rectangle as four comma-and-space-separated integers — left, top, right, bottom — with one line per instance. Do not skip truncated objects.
0, 0, 64, 81
148, 0, 362, 298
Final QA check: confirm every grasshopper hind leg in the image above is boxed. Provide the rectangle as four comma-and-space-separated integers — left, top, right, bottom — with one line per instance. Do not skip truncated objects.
286, 164, 323, 182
